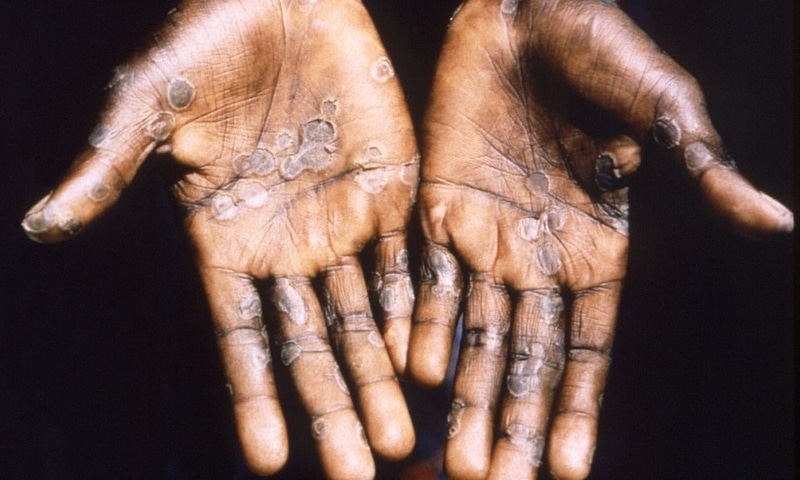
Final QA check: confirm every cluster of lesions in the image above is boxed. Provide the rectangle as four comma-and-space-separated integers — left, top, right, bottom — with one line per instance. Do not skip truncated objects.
176, 105, 414, 226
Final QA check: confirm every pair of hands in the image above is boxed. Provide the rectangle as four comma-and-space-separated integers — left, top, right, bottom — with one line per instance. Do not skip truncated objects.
22, 0, 792, 479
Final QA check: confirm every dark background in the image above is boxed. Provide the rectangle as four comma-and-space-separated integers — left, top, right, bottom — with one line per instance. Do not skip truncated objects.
0, 0, 793, 478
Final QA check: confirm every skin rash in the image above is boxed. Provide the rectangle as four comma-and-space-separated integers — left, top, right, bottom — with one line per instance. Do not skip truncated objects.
21, 0, 792, 479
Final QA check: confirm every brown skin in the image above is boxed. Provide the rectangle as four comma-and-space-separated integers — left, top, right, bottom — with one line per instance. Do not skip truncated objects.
21, 0, 793, 479
21, 0, 417, 478
408, 1, 792, 479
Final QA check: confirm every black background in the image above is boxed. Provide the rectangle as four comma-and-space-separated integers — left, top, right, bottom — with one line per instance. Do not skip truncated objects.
0, 0, 793, 478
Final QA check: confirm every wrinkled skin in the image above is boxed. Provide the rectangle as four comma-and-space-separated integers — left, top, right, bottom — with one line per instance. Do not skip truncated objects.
408, 1, 793, 479
21, 0, 418, 478
20, 0, 794, 479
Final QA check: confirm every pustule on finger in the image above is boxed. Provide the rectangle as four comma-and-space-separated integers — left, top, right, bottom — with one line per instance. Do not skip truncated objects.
599, 135, 641, 177
651, 117, 682, 150
446, 399, 467, 438
421, 244, 460, 290
683, 141, 724, 177
376, 274, 414, 319
272, 277, 308, 326
507, 342, 548, 397
595, 153, 627, 191
501, 423, 546, 467
501, 0, 521, 16
279, 334, 330, 367
147, 111, 176, 142
22, 155, 129, 241
370, 57, 395, 84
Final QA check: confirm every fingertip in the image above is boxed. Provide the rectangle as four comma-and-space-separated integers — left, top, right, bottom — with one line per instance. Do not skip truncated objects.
358, 380, 415, 460
22, 191, 90, 243
315, 410, 376, 480
443, 407, 493, 480
548, 414, 596, 480
698, 164, 794, 237
234, 401, 289, 476
408, 324, 451, 388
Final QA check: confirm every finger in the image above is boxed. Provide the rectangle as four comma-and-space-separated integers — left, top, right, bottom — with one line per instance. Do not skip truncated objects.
21, 62, 176, 243
198, 266, 288, 476
695, 162, 794, 237
595, 135, 641, 192
527, 0, 793, 236
548, 281, 621, 480
408, 241, 464, 388
271, 276, 375, 480
370, 231, 415, 376
273, 278, 388, 477
324, 257, 415, 461
444, 275, 511, 479
489, 289, 566, 480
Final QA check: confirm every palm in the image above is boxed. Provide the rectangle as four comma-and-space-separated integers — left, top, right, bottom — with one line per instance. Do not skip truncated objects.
22, 1, 417, 478
409, 1, 792, 479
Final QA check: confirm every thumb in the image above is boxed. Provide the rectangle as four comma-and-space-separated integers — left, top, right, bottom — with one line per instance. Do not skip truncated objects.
527, 0, 793, 237
22, 56, 189, 243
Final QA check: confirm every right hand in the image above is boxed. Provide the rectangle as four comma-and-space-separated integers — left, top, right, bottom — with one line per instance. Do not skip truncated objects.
22, 1, 419, 477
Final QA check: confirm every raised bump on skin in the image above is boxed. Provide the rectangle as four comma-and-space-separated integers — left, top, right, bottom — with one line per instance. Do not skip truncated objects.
238, 181, 269, 209
528, 172, 550, 194
447, 399, 466, 438
311, 416, 330, 440
541, 290, 564, 325
367, 331, 385, 348
22, 198, 82, 240
166, 77, 195, 111
684, 141, 716, 176
537, 246, 562, 276
88, 125, 108, 148
370, 57, 395, 83
237, 290, 262, 322
88, 182, 112, 203
322, 99, 337, 117
272, 278, 308, 325
428, 248, 458, 286
280, 119, 336, 180
595, 153, 625, 191
545, 209, 566, 232
507, 342, 546, 397
517, 217, 541, 241
356, 423, 370, 450
355, 169, 388, 194
501, 0, 520, 15
505, 423, 545, 465
281, 341, 302, 366
652, 117, 681, 150
210, 194, 238, 221
147, 112, 175, 142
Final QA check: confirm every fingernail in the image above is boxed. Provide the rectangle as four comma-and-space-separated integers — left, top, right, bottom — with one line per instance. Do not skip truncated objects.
21, 193, 83, 242
21, 193, 54, 242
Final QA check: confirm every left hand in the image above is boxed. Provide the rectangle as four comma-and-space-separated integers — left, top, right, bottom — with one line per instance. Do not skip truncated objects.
408, 1, 792, 479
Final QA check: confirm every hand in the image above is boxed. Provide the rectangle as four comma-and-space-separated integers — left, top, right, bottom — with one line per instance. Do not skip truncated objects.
21, 0, 418, 477
408, 1, 793, 479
